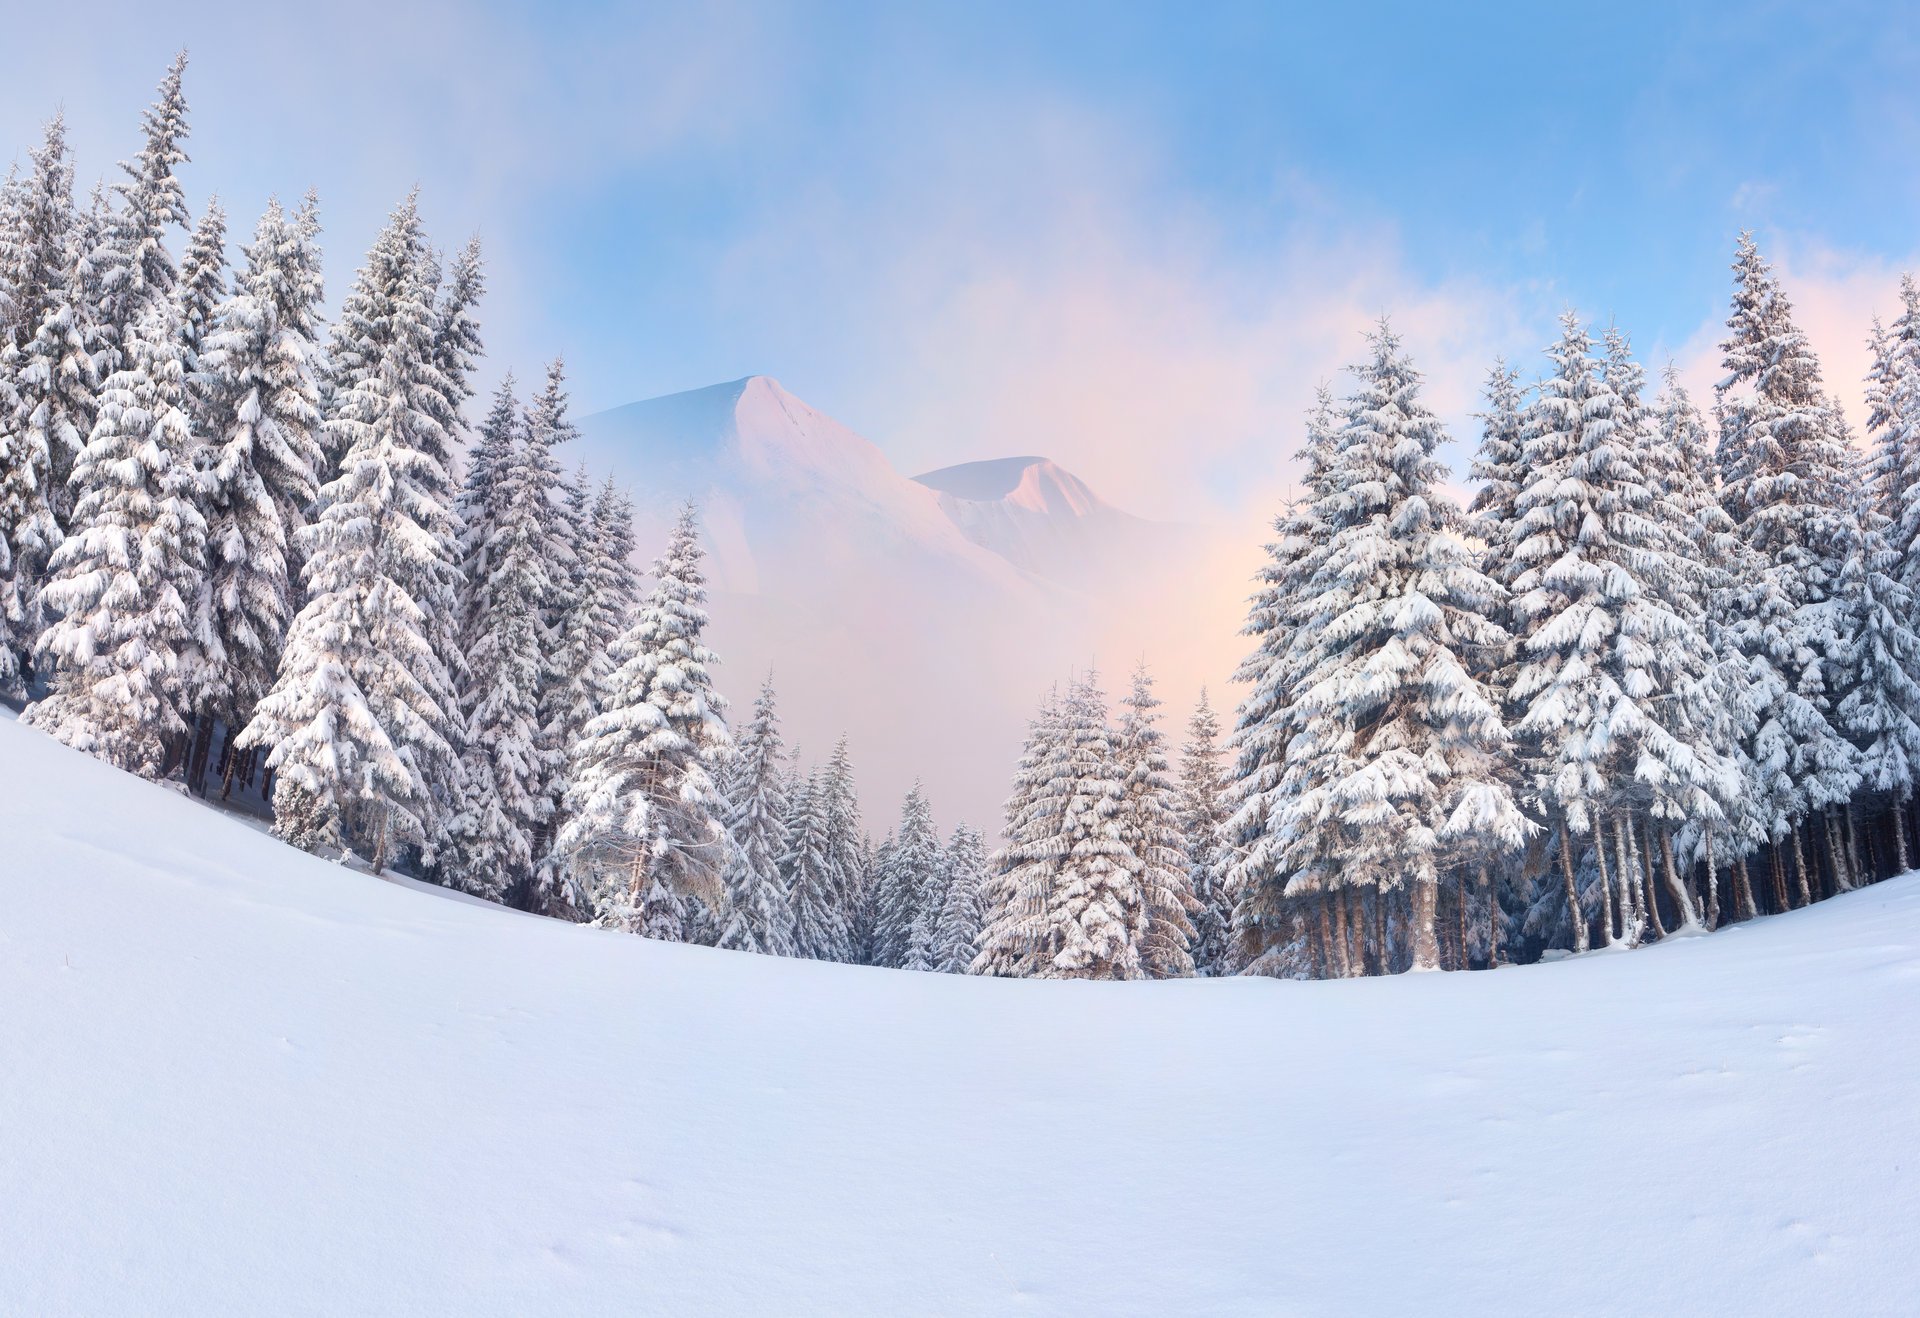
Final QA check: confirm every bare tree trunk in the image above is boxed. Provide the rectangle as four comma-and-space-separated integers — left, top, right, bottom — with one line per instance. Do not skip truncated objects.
1828, 808, 1855, 893
1703, 832, 1721, 930
1659, 829, 1700, 931
1768, 845, 1788, 913
1896, 799, 1912, 877
1370, 888, 1387, 976
1410, 877, 1440, 971
1344, 887, 1365, 976
1594, 819, 1618, 945
1732, 853, 1754, 921
1456, 876, 1470, 971
1559, 828, 1588, 954
1314, 902, 1334, 978
1635, 818, 1667, 939
1331, 891, 1352, 978
1481, 866, 1498, 968
1610, 815, 1641, 947
1789, 826, 1812, 907
371, 804, 391, 877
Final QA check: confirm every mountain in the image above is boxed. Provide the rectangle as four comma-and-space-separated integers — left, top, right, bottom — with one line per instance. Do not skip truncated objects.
573, 377, 1208, 829
914, 455, 1184, 585
8, 708, 1919, 1313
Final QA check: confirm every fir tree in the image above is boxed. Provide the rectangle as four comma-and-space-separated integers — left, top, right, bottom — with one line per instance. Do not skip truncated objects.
1176, 689, 1232, 975
0, 115, 89, 693
782, 767, 844, 961
931, 824, 990, 974
23, 304, 207, 776
236, 201, 461, 873
974, 689, 1065, 977
819, 736, 866, 962
1116, 664, 1196, 977
193, 198, 326, 738
95, 52, 191, 380
876, 782, 942, 969
552, 504, 731, 937
716, 676, 795, 956
175, 196, 226, 432
1269, 325, 1521, 972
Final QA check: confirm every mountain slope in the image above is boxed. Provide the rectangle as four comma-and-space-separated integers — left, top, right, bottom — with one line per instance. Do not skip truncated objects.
6, 711, 1920, 1315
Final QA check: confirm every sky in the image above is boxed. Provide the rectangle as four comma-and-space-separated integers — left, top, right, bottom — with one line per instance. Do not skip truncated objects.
7, 1, 1920, 520
7, 1, 1920, 822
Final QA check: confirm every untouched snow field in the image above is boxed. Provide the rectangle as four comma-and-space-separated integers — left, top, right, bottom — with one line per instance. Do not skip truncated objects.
5, 712, 1920, 1316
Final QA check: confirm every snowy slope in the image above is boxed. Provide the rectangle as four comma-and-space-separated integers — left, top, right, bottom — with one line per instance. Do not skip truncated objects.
7, 715, 1920, 1315
914, 455, 1188, 584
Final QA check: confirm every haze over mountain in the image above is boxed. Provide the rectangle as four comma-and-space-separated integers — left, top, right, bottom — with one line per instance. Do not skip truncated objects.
574, 377, 1241, 830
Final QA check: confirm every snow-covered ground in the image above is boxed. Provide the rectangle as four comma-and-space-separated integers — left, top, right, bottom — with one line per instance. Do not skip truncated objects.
5, 711, 1919, 1317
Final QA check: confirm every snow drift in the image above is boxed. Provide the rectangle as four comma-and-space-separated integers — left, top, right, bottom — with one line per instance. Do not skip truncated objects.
5, 710, 1919, 1315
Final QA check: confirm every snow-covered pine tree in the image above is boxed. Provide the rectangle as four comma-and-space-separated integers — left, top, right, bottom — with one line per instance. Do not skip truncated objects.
782, 766, 845, 961
876, 782, 941, 970
442, 382, 552, 902
0, 116, 88, 696
94, 52, 191, 384
1505, 317, 1717, 949
23, 302, 207, 776
1035, 675, 1145, 978
175, 196, 226, 436
235, 199, 461, 873
1878, 274, 1920, 600
1115, 663, 1196, 978
1176, 689, 1232, 975
522, 362, 585, 848
973, 689, 1065, 977
1272, 324, 1521, 972
716, 675, 794, 956
551, 503, 731, 938
931, 824, 989, 974
193, 198, 326, 756
1715, 234, 1862, 908
1223, 387, 1344, 974
819, 736, 865, 962
1469, 359, 1526, 583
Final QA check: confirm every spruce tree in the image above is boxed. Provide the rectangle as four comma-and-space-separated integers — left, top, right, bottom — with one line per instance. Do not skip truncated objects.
443, 389, 551, 902
1116, 663, 1197, 977
876, 782, 942, 969
716, 676, 795, 955
236, 200, 460, 873
175, 197, 226, 431
931, 824, 990, 974
95, 52, 191, 381
819, 736, 866, 962
1176, 689, 1232, 975
782, 767, 844, 961
552, 504, 731, 937
1270, 325, 1520, 972
194, 198, 326, 741
0, 116, 90, 694
23, 304, 207, 776
974, 689, 1065, 977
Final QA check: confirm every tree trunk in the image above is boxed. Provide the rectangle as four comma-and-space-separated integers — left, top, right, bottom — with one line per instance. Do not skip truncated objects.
1636, 818, 1667, 939
371, 804, 391, 877
1481, 866, 1498, 969
1331, 891, 1352, 978
1659, 829, 1700, 931
1734, 853, 1756, 922
1610, 815, 1641, 947
1456, 877, 1470, 971
1703, 832, 1720, 931
1889, 799, 1904, 883
1789, 826, 1812, 907
1313, 901, 1333, 977
1409, 877, 1440, 971
1559, 829, 1588, 955
1594, 819, 1618, 945
1344, 887, 1365, 976
1370, 887, 1387, 976
1828, 809, 1855, 893
1768, 845, 1789, 914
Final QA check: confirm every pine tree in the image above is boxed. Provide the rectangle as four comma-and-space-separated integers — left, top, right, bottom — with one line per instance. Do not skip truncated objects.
1270, 325, 1521, 972
1715, 234, 1862, 906
875, 782, 942, 969
94, 52, 191, 381
236, 201, 460, 873
1469, 359, 1527, 580
1223, 387, 1343, 972
1832, 492, 1920, 875
193, 198, 326, 739
23, 304, 207, 776
1176, 689, 1232, 975
175, 197, 226, 432
443, 388, 551, 902
552, 504, 731, 937
974, 689, 1065, 977
819, 736, 866, 962
716, 676, 795, 956
1116, 664, 1196, 977
0, 115, 89, 694
931, 824, 990, 974
782, 767, 844, 961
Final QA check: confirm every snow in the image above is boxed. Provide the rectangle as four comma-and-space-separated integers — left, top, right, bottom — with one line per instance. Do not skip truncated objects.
7, 710, 1920, 1315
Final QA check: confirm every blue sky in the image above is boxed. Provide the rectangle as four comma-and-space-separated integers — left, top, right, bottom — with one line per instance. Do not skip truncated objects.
5, 0, 1916, 517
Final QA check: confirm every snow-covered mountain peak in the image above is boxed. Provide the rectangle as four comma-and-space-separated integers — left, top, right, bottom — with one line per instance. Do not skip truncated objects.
915, 456, 1106, 519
